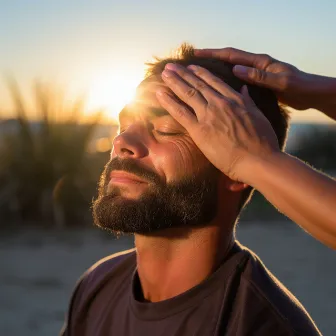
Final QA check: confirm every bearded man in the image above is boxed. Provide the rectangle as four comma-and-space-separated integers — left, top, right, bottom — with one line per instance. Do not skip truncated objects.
60, 44, 321, 336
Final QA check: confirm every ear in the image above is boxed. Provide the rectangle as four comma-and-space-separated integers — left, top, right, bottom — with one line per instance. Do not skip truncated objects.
228, 181, 249, 192
221, 175, 249, 192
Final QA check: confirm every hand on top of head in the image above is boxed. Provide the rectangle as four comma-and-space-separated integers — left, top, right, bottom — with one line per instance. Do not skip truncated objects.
195, 47, 312, 111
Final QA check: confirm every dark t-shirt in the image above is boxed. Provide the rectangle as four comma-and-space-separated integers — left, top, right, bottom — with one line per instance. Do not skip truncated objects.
60, 241, 321, 336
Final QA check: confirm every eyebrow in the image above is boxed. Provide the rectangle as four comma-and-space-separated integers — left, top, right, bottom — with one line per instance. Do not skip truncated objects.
118, 105, 170, 120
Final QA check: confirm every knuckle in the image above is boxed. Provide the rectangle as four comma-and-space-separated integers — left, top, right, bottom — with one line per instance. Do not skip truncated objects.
251, 68, 266, 83
206, 102, 218, 114
259, 54, 274, 69
185, 88, 198, 98
225, 98, 238, 109
175, 106, 188, 119
260, 53, 273, 63
194, 80, 207, 91
225, 47, 235, 60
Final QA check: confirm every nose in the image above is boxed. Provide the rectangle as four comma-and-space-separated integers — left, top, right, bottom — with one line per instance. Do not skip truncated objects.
112, 127, 148, 159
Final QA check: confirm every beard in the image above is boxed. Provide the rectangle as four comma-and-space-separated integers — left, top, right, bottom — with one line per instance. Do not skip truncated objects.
92, 157, 220, 235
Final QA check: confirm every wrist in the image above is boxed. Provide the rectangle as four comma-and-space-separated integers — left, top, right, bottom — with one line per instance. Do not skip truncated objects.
236, 150, 286, 186
298, 72, 336, 112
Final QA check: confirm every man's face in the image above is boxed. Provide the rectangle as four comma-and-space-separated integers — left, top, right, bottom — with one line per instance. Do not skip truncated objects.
92, 77, 221, 235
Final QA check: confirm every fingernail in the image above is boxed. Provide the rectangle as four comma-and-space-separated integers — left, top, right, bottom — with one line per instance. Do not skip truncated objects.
162, 70, 172, 78
233, 65, 249, 76
165, 63, 178, 71
187, 65, 198, 72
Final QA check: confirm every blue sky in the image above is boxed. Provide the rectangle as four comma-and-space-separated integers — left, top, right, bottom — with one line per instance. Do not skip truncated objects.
1, 0, 336, 122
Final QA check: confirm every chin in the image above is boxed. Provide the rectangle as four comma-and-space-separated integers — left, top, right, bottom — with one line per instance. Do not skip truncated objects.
93, 164, 220, 235
103, 193, 138, 208
107, 185, 148, 201
92, 194, 148, 234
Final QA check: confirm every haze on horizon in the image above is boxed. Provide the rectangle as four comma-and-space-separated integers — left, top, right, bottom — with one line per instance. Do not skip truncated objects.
0, 0, 335, 124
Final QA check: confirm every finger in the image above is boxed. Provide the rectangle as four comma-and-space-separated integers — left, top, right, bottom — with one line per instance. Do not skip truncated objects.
156, 89, 198, 130
241, 85, 257, 108
164, 63, 222, 102
187, 65, 241, 102
194, 47, 233, 59
234, 66, 286, 91
161, 67, 207, 112
195, 47, 273, 70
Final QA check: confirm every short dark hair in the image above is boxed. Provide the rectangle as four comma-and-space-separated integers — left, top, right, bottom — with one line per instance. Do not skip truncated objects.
145, 43, 290, 212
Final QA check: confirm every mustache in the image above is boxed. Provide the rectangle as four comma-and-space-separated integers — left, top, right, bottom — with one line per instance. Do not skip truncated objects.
104, 157, 162, 185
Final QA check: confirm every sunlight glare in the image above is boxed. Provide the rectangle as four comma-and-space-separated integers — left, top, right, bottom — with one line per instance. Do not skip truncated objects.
87, 69, 142, 122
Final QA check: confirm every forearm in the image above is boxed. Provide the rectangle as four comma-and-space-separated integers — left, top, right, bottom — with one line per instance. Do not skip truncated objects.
244, 152, 336, 249
302, 73, 336, 121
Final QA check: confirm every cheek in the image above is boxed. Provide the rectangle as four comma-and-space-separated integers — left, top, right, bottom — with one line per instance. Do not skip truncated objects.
152, 138, 209, 182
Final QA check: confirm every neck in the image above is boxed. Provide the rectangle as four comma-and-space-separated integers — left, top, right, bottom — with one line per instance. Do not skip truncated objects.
134, 221, 234, 303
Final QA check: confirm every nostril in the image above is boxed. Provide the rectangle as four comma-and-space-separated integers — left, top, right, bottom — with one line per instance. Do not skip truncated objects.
121, 148, 134, 155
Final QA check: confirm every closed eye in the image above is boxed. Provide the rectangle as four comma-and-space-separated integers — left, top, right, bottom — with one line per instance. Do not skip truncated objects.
155, 130, 182, 136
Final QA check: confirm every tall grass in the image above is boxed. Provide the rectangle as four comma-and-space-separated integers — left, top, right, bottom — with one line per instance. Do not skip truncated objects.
0, 77, 106, 228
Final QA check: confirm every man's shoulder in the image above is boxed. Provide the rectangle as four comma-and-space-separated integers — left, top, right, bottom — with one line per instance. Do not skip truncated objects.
87, 248, 136, 276
61, 248, 136, 335
236, 243, 321, 335
73, 248, 136, 301
83, 248, 136, 286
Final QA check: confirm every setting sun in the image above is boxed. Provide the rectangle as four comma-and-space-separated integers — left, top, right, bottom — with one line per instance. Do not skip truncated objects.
87, 69, 143, 122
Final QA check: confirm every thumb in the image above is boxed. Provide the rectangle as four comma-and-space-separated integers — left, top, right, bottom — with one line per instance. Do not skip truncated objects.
234, 65, 283, 91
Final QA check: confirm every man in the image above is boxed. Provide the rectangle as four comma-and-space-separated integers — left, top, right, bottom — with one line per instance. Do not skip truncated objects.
60, 44, 321, 335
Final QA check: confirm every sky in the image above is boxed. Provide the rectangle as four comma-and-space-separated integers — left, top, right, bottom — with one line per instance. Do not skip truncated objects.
1, 0, 336, 123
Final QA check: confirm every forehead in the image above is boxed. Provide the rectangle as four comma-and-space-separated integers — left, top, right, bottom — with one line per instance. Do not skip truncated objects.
119, 75, 169, 119
134, 75, 166, 107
